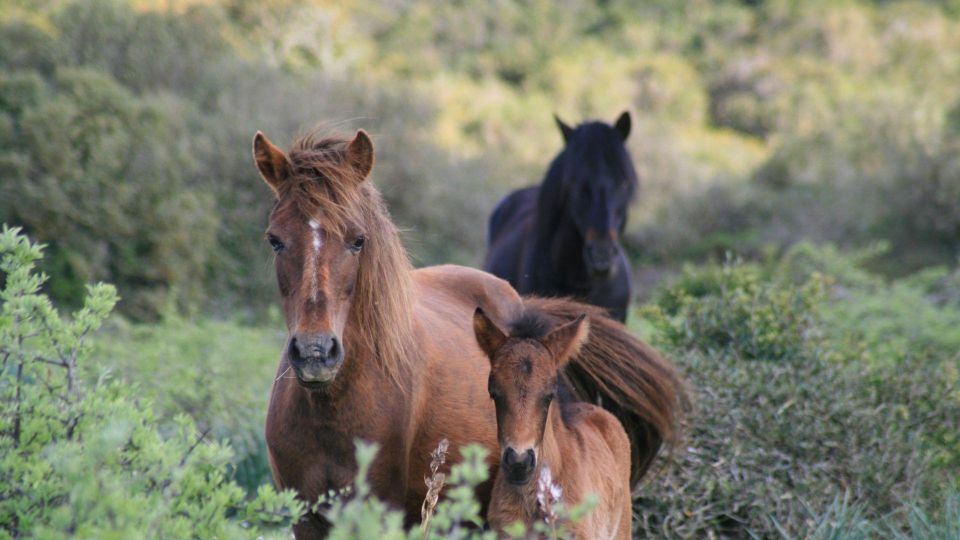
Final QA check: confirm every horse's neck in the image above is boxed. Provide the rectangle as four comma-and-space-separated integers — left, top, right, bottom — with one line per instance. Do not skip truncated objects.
529, 216, 589, 289
530, 179, 588, 286
286, 347, 407, 423
539, 402, 566, 483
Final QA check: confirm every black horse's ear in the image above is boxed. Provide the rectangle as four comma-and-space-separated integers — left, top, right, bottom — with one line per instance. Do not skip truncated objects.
473, 307, 508, 362
613, 111, 631, 141
253, 131, 292, 197
554, 114, 574, 144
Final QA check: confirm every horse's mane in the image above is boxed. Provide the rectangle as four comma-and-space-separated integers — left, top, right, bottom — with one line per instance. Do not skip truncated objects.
506, 308, 554, 340
279, 130, 415, 386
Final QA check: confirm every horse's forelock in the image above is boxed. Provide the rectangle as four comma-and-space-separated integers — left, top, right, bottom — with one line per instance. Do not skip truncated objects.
564, 122, 639, 193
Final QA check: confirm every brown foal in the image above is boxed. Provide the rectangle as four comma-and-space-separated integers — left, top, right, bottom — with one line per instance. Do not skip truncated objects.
474, 307, 632, 540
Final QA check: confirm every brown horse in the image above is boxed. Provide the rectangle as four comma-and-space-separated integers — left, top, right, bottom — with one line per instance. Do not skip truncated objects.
252, 127, 683, 538
475, 307, 632, 539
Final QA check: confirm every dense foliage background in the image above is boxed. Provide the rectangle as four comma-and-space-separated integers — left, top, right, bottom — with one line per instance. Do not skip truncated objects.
1, 0, 958, 537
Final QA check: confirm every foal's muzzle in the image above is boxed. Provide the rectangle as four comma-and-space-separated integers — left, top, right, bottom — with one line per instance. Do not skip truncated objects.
287, 332, 343, 386
501, 447, 536, 485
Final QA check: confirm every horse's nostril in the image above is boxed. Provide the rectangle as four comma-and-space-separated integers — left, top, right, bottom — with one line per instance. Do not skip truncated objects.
520, 449, 535, 469
288, 338, 304, 364
324, 338, 340, 364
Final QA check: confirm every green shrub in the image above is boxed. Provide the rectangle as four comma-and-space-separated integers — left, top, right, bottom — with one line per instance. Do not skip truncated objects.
648, 257, 827, 361
0, 226, 302, 538
632, 245, 960, 538
90, 311, 286, 492
318, 440, 593, 540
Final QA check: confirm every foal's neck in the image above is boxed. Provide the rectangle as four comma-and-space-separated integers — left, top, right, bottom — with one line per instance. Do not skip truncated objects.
539, 401, 565, 481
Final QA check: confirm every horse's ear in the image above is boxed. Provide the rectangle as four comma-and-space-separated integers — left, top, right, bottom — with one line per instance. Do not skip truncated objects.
541, 314, 589, 368
613, 111, 631, 141
554, 114, 573, 144
346, 129, 375, 181
473, 307, 508, 362
253, 131, 292, 197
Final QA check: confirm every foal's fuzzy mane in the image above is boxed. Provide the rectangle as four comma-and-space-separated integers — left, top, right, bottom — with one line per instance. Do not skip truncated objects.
278, 130, 415, 386
506, 308, 553, 340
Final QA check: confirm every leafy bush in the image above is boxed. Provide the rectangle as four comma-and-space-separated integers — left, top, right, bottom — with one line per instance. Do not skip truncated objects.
0, 65, 217, 318
90, 311, 286, 491
632, 245, 960, 538
0, 227, 301, 538
647, 256, 827, 361
318, 439, 593, 540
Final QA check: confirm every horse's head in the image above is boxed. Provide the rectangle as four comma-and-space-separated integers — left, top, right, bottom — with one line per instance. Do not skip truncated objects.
553, 111, 637, 277
473, 307, 589, 486
253, 128, 411, 389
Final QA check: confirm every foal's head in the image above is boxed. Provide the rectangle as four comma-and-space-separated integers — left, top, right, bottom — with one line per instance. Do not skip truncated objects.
552, 111, 637, 277
473, 308, 589, 486
253, 129, 412, 389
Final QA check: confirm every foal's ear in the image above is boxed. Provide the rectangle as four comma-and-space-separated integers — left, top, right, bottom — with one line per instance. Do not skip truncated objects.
613, 111, 631, 141
473, 307, 508, 362
554, 114, 573, 144
541, 314, 589, 367
346, 129, 375, 181
253, 131, 292, 197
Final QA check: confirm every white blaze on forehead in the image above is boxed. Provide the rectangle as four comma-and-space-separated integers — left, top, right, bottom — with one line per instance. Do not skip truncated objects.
308, 219, 321, 250
305, 218, 322, 301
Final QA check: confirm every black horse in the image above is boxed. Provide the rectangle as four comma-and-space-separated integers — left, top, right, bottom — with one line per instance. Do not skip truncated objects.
484, 112, 638, 321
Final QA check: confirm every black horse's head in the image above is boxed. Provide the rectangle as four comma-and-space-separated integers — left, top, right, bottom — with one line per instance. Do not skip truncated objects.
553, 111, 637, 277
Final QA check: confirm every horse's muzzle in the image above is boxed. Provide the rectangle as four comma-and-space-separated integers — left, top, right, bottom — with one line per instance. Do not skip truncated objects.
501, 447, 536, 485
583, 241, 619, 277
288, 333, 343, 385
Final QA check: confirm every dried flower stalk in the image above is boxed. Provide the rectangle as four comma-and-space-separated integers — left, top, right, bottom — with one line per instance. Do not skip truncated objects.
420, 438, 449, 540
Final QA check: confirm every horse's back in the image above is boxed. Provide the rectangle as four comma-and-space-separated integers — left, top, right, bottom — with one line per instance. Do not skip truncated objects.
412, 264, 522, 324
484, 187, 538, 285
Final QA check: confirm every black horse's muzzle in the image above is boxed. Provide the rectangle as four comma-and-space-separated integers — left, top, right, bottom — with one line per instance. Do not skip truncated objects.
583, 240, 619, 277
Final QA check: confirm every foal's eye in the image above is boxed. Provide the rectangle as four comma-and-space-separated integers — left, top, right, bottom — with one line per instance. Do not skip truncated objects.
267, 235, 285, 253
349, 235, 365, 254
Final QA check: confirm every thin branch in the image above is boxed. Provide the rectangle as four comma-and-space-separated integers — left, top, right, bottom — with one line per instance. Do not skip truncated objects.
179, 428, 211, 468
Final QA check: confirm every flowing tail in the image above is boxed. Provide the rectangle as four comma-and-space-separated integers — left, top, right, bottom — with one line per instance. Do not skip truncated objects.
524, 296, 687, 488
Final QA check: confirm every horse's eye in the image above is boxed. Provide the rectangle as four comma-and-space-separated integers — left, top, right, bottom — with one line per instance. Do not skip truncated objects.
349, 235, 365, 254
267, 235, 285, 253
